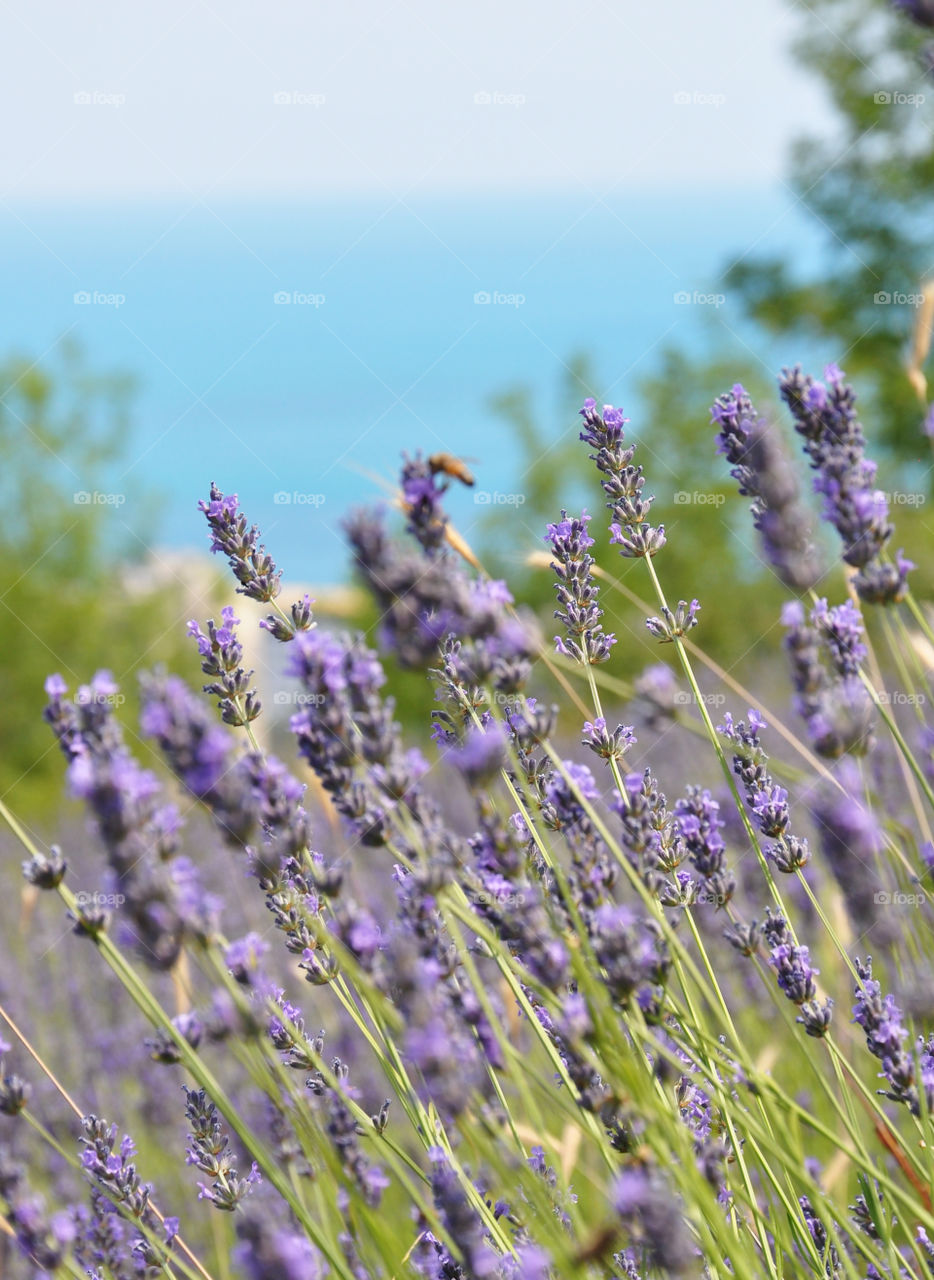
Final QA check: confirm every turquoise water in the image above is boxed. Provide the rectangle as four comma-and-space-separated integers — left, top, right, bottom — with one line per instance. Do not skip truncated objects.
1, 189, 821, 582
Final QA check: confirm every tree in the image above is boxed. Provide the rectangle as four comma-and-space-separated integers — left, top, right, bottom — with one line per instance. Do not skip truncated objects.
727, 0, 934, 462
0, 343, 195, 816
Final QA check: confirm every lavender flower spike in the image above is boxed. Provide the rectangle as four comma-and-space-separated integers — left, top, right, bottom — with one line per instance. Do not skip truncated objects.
199, 483, 282, 603
184, 1087, 261, 1211
579, 398, 666, 557
188, 606, 261, 727
401, 453, 449, 554
711, 382, 822, 589
778, 365, 911, 604
646, 599, 700, 643
762, 911, 833, 1037
853, 958, 934, 1115
545, 510, 616, 663
199, 483, 314, 640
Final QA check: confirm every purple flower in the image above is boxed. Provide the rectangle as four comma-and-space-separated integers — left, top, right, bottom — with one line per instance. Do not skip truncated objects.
612, 1166, 694, 1274
809, 598, 867, 676
345, 489, 536, 683
782, 602, 874, 757
428, 1149, 499, 1278
188, 607, 261, 727
798, 1195, 839, 1273
43, 675, 187, 968
234, 1217, 327, 1280
761, 913, 832, 1035
511, 1243, 551, 1280
719, 711, 810, 871
448, 723, 506, 785
225, 932, 270, 984
199, 483, 282, 603
646, 598, 700, 643
579, 399, 666, 558
581, 716, 635, 761
779, 365, 908, 603
545, 510, 616, 664
712, 382, 822, 588
591, 903, 671, 1005
139, 671, 258, 850
401, 453, 449, 554
185, 1088, 261, 1211
21, 844, 67, 890
79, 1116, 154, 1221
810, 760, 895, 948
614, 769, 686, 890
770, 941, 818, 1004
674, 787, 726, 880
853, 958, 930, 1112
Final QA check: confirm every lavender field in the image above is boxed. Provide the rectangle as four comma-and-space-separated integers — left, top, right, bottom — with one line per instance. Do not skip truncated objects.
3, 1, 934, 1278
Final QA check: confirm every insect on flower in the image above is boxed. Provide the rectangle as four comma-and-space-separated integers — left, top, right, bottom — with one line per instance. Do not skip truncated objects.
428, 452, 476, 487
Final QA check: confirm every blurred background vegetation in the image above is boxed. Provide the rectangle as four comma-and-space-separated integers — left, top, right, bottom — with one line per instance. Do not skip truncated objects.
4, 0, 934, 818
0, 344, 194, 813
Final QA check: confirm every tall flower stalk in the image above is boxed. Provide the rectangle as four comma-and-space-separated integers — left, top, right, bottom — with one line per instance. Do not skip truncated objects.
0, 359, 933, 1280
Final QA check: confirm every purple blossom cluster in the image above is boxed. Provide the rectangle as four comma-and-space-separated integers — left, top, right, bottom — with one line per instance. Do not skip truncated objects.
3, 358, 933, 1280
781, 598, 875, 758
578, 399, 666, 558
712, 383, 823, 588
343, 492, 535, 682
42, 670, 216, 967
779, 364, 913, 604
853, 959, 934, 1115
719, 710, 811, 873
187, 606, 261, 727
762, 910, 833, 1038
545, 511, 616, 664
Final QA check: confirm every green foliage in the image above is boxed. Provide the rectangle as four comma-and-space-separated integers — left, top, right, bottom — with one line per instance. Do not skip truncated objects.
0, 344, 194, 816
727, 0, 934, 461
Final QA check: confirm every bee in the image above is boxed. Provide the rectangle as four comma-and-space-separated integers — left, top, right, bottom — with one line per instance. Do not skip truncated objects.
428, 452, 476, 487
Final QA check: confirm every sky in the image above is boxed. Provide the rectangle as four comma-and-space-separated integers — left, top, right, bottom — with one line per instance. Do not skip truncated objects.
1, 0, 830, 200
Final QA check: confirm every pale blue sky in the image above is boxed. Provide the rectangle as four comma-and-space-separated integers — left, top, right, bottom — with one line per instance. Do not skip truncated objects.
1, 0, 829, 198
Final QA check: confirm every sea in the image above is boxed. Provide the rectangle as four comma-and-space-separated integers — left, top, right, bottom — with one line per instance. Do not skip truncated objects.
0, 187, 825, 583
